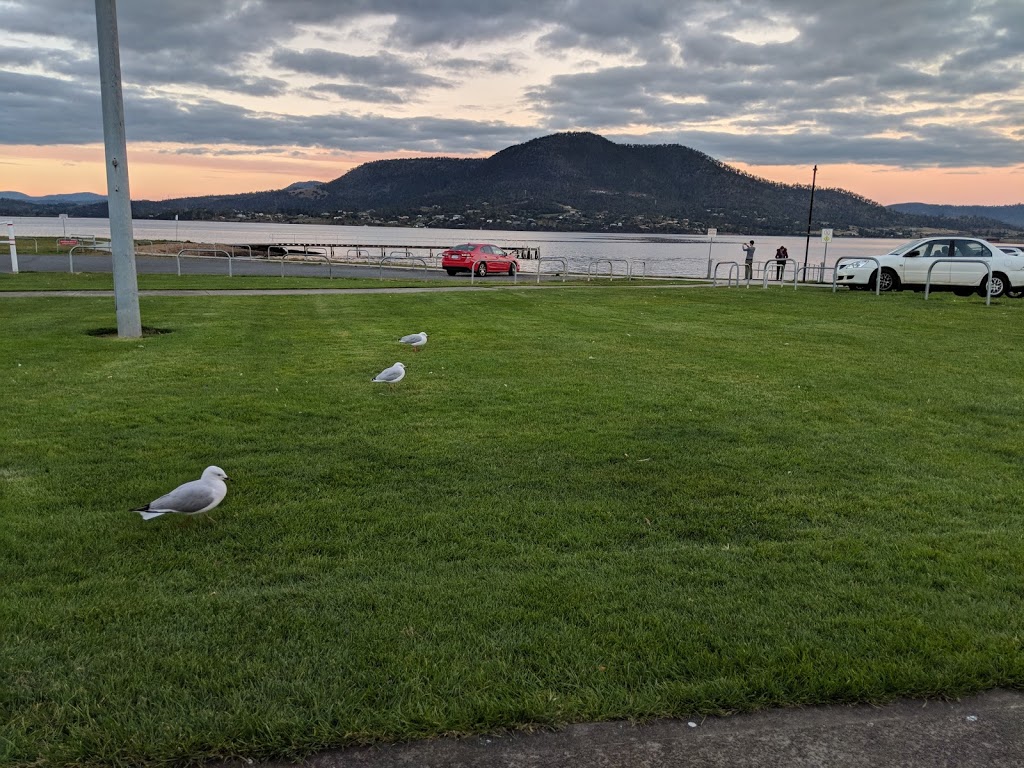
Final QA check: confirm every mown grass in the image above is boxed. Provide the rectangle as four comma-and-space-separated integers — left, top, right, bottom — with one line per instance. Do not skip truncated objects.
0, 272, 699, 292
0, 271, 442, 292
2, 286, 1023, 767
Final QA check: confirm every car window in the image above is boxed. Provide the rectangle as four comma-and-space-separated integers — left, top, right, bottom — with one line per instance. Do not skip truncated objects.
452, 243, 474, 251
922, 241, 951, 258
888, 239, 928, 256
952, 240, 988, 259
492, 246, 505, 256
484, 245, 496, 255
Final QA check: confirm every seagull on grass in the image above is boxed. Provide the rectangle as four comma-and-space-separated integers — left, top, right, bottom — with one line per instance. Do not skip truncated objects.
132, 466, 230, 521
372, 362, 406, 387
399, 332, 428, 352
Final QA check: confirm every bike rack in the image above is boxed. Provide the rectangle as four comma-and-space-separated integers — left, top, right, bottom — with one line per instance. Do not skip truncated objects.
712, 261, 740, 287
926, 258, 993, 306
587, 258, 629, 280
379, 254, 429, 279
535, 257, 568, 284
831, 257, 882, 296
761, 258, 800, 290
68, 243, 112, 273
629, 260, 647, 279
176, 248, 233, 276
347, 248, 371, 260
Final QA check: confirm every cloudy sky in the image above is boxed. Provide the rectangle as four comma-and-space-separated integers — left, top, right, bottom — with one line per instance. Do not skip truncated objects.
2, 0, 1022, 205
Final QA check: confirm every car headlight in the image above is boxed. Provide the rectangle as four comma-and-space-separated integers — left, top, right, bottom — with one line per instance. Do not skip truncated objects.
840, 260, 870, 269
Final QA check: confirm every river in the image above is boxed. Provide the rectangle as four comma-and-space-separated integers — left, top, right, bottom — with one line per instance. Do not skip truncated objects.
7, 216, 911, 279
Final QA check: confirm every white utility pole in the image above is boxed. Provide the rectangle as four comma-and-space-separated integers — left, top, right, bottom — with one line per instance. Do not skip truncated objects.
95, 0, 141, 338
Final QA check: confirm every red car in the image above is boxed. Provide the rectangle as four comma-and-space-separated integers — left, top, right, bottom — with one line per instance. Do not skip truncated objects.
441, 243, 519, 276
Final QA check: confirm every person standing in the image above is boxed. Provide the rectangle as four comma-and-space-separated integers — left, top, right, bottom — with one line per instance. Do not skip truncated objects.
774, 245, 788, 280
741, 240, 756, 279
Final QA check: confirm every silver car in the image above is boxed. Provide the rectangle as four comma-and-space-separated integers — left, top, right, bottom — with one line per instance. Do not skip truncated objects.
835, 237, 1024, 298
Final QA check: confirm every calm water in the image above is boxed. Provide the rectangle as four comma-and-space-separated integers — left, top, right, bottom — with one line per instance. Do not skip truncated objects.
9, 217, 908, 278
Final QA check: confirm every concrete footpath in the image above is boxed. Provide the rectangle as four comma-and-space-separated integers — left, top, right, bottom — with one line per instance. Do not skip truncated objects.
249, 689, 1024, 768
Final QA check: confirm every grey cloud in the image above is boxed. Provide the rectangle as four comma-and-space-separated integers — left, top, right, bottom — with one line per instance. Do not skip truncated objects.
309, 84, 409, 104
1, 0, 1021, 172
270, 48, 449, 89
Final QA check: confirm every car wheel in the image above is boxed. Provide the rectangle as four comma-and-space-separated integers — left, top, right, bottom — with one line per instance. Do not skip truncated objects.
445, 268, 457, 276
873, 268, 901, 292
476, 262, 487, 277
980, 273, 1008, 299
1006, 287, 1024, 299
507, 262, 517, 277
953, 287, 974, 297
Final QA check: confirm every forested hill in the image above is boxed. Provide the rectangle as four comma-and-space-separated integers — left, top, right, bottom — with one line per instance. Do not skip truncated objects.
4, 132, 1019, 237
888, 202, 1024, 229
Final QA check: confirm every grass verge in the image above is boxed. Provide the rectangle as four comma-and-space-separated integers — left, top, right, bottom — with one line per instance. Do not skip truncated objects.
2, 286, 1023, 766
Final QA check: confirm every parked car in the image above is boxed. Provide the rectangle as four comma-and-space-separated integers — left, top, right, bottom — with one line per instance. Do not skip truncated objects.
441, 243, 519, 276
1001, 247, 1024, 297
834, 236, 1024, 298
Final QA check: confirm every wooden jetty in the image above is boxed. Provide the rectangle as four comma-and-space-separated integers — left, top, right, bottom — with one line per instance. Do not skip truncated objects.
244, 242, 541, 262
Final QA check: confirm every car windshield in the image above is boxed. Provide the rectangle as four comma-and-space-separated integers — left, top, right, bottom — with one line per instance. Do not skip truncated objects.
887, 239, 929, 256
450, 244, 475, 251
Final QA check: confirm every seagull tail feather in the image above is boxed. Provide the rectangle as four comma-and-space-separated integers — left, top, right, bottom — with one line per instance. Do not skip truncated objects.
132, 505, 165, 521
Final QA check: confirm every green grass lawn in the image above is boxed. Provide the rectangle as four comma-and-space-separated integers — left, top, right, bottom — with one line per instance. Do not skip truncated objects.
0, 271, 443, 292
0, 272, 699, 292
2, 286, 1023, 766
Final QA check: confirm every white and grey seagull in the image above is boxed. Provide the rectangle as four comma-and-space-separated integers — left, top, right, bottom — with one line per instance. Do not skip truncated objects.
372, 362, 406, 386
132, 466, 230, 521
399, 332, 428, 352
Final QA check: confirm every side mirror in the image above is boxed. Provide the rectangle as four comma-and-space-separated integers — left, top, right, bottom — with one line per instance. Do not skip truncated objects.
906, 250, 920, 257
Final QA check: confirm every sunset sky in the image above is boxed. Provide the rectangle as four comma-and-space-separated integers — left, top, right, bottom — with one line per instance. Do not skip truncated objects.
2, 0, 1022, 206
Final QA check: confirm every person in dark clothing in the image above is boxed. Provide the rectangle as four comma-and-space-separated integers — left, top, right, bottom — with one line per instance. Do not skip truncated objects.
775, 245, 788, 280
741, 240, 755, 279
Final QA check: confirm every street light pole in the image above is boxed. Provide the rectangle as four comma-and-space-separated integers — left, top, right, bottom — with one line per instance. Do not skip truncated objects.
801, 164, 818, 281
95, 0, 141, 338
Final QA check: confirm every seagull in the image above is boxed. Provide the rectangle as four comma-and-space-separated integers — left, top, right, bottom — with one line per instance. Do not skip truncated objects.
372, 362, 406, 386
399, 332, 428, 352
132, 466, 230, 521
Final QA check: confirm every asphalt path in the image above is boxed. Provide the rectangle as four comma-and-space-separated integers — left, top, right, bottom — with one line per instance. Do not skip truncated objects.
2, 253, 517, 282
249, 689, 1024, 768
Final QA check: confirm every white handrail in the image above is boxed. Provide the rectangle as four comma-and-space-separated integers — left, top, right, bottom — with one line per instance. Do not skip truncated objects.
761, 258, 800, 290
926, 258, 994, 306
712, 261, 739, 287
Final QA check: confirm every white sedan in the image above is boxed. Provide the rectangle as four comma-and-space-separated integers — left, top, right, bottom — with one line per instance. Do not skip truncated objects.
835, 237, 1024, 298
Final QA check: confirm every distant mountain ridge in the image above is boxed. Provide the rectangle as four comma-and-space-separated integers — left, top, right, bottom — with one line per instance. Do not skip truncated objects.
0, 191, 106, 205
888, 202, 1024, 229
3, 133, 1020, 237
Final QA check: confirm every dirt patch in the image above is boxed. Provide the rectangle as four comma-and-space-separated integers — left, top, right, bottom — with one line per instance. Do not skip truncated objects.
86, 326, 174, 338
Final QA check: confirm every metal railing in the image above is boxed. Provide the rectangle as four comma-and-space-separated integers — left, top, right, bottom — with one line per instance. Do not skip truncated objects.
761, 258, 800, 290
67, 243, 112, 272
587, 258, 630, 280
926, 258, 994, 306
629, 260, 647, 279
712, 261, 740, 287
468, 258, 518, 285
535, 257, 568, 284
379, 254, 429, 279
176, 248, 233, 276
832, 257, 882, 296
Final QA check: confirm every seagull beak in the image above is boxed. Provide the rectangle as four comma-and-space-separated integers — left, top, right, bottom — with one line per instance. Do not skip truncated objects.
224, 475, 232, 481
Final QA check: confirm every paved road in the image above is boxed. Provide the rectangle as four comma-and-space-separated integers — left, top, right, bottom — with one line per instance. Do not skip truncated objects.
248, 689, 1024, 768
2, 253, 520, 282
